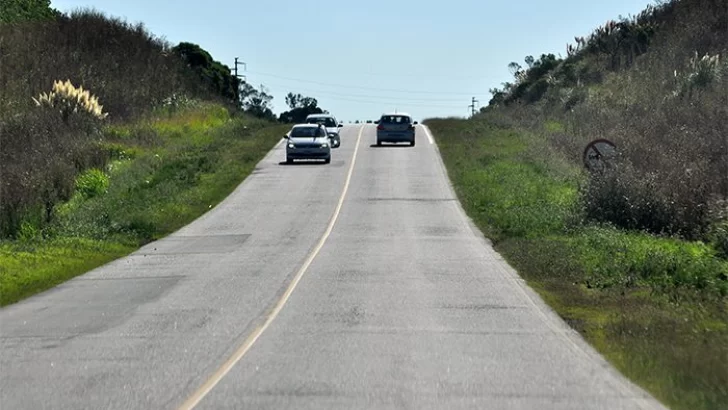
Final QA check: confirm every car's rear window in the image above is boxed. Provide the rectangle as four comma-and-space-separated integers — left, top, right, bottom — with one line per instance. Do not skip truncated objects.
306, 117, 336, 127
290, 127, 320, 138
380, 116, 410, 124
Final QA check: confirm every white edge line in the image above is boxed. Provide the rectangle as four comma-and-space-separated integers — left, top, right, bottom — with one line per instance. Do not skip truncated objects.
177, 125, 365, 410
420, 124, 434, 144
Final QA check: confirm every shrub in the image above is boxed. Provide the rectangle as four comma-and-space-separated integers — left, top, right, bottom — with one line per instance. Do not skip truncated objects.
17, 220, 40, 242
75, 169, 109, 199
708, 203, 728, 258
524, 78, 550, 103
580, 155, 718, 240
712, 222, 728, 258
0, 109, 80, 237
32, 79, 109, 122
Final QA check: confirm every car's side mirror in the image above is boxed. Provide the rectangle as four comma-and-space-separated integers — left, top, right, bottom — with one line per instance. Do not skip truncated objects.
338, 123, 343, 127
283, 135, 289, 139
413, 121, 419, 125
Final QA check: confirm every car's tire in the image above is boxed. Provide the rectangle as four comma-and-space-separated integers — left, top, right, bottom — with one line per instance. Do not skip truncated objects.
376, 139, 382, 146
410, 139, 416, 147
286, 157, 293, 164
324, 156, 331, 164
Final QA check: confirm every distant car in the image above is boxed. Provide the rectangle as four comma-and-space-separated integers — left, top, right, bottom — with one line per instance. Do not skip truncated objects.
376, 112, 418, 146
305, 113, 342, 148
285, 124, 332, 164
366, 120, 372, 124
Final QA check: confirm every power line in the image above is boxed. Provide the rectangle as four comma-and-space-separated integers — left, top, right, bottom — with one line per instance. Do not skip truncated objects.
262, 82, 469, 103
247, 70, 476, 96
326, 98, 463, 108
356, 71, 487, 80
263, 88, 466, 108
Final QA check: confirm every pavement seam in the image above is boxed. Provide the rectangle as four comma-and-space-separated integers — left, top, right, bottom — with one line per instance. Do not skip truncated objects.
176, 125, 365, 410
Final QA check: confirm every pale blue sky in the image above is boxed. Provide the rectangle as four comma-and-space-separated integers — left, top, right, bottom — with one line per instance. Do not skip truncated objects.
51, 0, 656, 122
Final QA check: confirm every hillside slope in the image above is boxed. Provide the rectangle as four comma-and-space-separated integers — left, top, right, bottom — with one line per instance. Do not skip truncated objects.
488, 0, 727, 245
426, 0, 728, 409
0, 4, 288, 304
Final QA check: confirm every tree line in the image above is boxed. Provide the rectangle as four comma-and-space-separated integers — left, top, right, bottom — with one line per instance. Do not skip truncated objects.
168, 42, 330, 123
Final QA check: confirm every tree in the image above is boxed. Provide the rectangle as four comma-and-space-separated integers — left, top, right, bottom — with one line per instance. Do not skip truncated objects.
508, 62, 522, 79
488, 88, 507, 107
172, 42, 213, 68
0, 0, 59, 23
240, 83, 275, 120
524, 55, 535, 68
171, 42, 239, 105
285, 92, 318, 110
278, 92, 327, 123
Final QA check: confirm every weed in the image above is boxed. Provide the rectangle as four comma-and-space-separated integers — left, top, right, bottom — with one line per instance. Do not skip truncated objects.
75, 169, 109, 199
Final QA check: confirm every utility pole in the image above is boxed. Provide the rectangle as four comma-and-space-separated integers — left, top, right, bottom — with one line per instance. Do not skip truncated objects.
233, 57, 247, 107
468, 96, 479, 117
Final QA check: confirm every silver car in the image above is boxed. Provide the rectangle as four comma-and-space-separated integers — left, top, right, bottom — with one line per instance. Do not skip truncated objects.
375, 112, 418, 146
285, 124, 332, 164
305, 114, 342, 147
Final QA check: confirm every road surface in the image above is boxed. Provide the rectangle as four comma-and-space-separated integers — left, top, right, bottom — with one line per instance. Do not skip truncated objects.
0, 125, 666, 409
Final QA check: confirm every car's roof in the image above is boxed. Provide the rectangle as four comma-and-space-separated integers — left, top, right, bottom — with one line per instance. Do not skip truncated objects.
306, 114, 335, 118
380, 112, 412, 117
292, 123, 323, 128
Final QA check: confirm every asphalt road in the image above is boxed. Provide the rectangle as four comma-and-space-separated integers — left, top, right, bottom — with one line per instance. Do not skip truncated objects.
0, 124, 666, 409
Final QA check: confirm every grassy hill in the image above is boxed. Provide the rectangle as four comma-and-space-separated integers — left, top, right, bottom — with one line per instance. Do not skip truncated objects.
0, 4, 289, 304
426, 0, 727, 408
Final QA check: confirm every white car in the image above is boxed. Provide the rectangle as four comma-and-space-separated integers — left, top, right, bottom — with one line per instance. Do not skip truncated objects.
285, 124, 332, 164
305, 113, 342, 147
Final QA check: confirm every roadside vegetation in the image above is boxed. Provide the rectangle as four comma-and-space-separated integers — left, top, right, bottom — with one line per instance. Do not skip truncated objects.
426, 0, 727, 409
0, 1, 290, 305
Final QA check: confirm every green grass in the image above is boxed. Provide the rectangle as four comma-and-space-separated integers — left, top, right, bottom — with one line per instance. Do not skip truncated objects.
0, 102, 289, 306
0, 238, 134, 306
426, 116, 728, 410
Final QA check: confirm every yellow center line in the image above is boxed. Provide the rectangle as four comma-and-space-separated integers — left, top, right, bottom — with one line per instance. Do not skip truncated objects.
177, 125, 365, 410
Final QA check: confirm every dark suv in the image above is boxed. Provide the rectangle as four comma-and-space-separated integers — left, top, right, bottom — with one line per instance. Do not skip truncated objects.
375, 112, 417, 146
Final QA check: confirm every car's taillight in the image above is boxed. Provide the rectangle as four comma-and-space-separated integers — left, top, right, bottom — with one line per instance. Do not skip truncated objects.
377, 124, 384, 130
